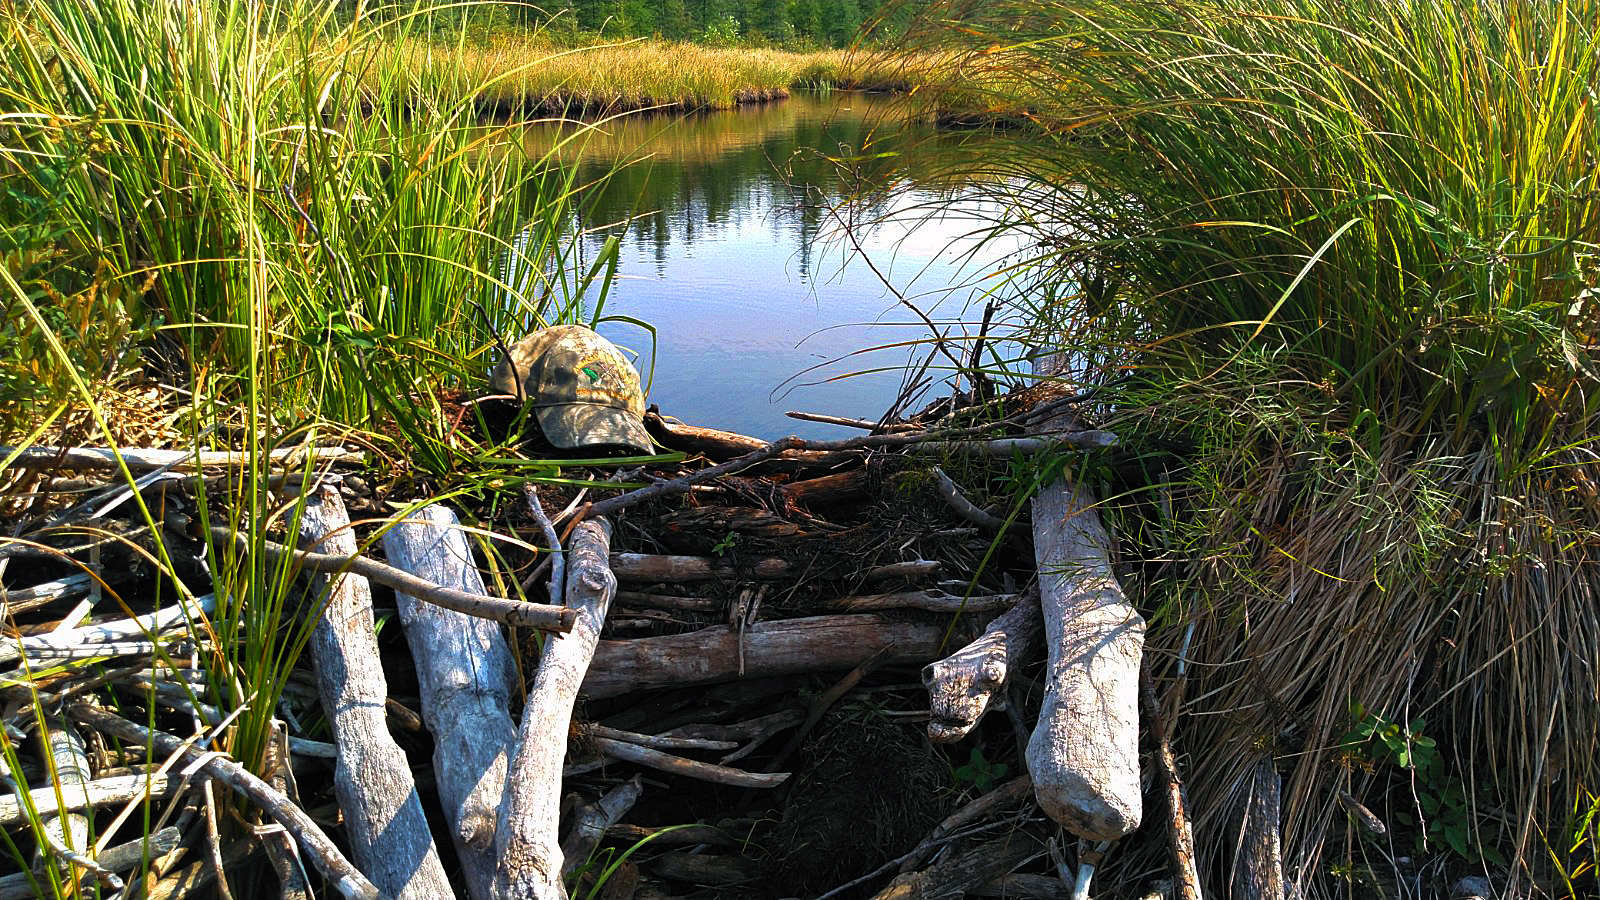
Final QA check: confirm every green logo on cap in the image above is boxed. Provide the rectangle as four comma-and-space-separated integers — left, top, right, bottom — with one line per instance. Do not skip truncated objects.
582, 366, 601, 384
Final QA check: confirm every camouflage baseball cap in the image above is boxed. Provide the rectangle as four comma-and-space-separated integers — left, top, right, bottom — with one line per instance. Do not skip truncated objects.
490, 325, 653, 454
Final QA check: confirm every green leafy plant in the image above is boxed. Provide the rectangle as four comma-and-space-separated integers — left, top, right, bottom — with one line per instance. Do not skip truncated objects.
953, 746, 1008, 792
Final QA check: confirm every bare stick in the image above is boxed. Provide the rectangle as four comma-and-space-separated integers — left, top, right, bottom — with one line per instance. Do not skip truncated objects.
932, 467, 1006, 532
0, 444, 362, 471
897, 775, 1036, 874
301, 483, 451, 899
0, 772, 184, 826
610, 553, 791, 582
1141, 672, 1202, 900
586, 724, 737, 752
66, 703, 388, 900
212, 526, 575, 632
524, 484, 564, 608
590, 737, 789, 788
0, 827, 182, 900
829, 589, 1017, 614
1233, 758, 1285, 900
495, 519, 618, 899
560, 776, 643, 878
784, 411, 920, 433
924, 586, 1043, 743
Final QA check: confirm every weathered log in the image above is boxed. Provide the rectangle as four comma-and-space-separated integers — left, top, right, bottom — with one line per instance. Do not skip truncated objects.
495, 519, 618, 899
643, 412, 768, 458
610, 553, 791, 582
864, 560, 943, 581
615, 590, 722, 612
1234, 758, 1285, 900
777, 469, 870, 506
301, 483, 451, 900
932, 466, 1006, 531
34, 717, 92, 885
0, 593, 216, 667
650, 851, 761, 886
923, 586, 1043, 743
582, 615, 945, 699
1026, 368, 1144, 841
383, 505, 518, 900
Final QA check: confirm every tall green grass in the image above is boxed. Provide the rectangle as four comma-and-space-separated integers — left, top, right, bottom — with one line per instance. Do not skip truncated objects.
900, 0, 1600, 892
1, 0, 623, 887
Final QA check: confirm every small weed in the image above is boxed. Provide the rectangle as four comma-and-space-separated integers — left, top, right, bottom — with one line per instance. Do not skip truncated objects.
952, 746, 1008, 792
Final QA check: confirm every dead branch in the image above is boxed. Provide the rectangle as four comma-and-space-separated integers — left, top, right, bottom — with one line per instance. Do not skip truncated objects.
560, 776, 644, 878
495, 518, 618, 898
932, 467, 1006, 531
586, 724, 738, 752
0, 444, 363, 471
1234, 758, 1285, 900
829, 589, 1018, 614
1141, 672, 1202, 900
66, 703, 387, 900
212, 525, 575, 632
610, 552, 792, 582
923, 586, 1043, 743
588, 737, 789, 788
870, 835, 1038, 900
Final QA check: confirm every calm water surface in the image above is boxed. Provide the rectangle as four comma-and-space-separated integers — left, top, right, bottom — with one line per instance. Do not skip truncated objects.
519, 93, 1025, 440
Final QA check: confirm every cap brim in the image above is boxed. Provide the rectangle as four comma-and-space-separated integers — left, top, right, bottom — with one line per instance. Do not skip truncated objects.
536, 404, 654, 455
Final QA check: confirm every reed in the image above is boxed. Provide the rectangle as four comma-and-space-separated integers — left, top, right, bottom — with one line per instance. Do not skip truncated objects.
1, 1, 627, 887
898, 0, 1600, 891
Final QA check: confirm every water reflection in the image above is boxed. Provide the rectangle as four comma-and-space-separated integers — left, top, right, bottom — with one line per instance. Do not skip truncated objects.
516, 93, 1026, 440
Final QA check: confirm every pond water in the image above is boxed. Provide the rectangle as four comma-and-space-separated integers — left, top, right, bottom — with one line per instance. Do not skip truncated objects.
515, 92, 1028, 440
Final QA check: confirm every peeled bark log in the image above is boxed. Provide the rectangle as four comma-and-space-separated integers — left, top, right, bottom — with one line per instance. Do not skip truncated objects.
871, 836, 1036, 900
301, 484, 451, 900
495, 519, 617, 899
582, 615, 945, 699
923, 586, 1042, 742
1026, 368, 1144, 841
383, 505, 518, 900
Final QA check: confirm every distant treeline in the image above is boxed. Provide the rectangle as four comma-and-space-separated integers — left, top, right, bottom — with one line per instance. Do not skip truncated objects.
342, 0, 913, 48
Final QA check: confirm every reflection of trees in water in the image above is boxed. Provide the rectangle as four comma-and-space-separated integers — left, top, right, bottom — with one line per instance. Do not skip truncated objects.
544, 97, 1001, 275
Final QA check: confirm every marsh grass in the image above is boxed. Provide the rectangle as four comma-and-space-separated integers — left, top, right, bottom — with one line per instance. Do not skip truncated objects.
373, 34, 941, 115
0, 0, 643, 888
895, 0, 1600, 892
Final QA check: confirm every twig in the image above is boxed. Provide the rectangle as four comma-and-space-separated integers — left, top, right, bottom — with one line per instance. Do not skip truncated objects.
523, 484, 564, 608
0, 445, 362, 471
783, 411, 920, 433
931, 467, 1006, 532
589, 737, 789, 788
587, 427, 1113, 520
210, 526, 575, 632
66, 703, 389, 900
0, 827, 181, 900
559, 776, 644, 878
585, 724, 737, 752
1140, 670, 1202, 900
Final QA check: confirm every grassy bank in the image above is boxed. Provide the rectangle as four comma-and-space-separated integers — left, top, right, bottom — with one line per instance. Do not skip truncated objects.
376, 35, 934, 115
896, 0, 1600, 893
2, 2, 634, 889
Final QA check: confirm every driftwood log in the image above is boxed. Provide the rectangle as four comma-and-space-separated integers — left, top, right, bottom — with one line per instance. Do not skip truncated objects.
495, 518, 618, 898
300, 483, 451, 899
1026, 364, 1145, 841
582, 614, 946, 699
923, 586, 1043, 742
382, 505, 519, 900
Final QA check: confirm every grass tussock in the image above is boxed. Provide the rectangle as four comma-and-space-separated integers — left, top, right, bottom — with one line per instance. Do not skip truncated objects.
1, 0, 625, 864
896, 0, 1600, 892
375, 36, 939, 115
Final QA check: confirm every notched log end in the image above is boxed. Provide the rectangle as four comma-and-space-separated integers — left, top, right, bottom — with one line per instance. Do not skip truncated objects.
922, 655, 1006, 744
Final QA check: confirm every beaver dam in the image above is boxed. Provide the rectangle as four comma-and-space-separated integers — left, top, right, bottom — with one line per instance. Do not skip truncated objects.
0, 361, 1221, 900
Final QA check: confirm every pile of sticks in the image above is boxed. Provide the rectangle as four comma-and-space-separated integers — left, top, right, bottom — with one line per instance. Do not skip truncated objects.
0, 380, 1231, 900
